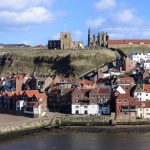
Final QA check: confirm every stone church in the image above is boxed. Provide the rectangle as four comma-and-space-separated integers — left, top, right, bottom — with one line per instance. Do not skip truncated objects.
88, 27, 109, 48
48, 32, 84, 50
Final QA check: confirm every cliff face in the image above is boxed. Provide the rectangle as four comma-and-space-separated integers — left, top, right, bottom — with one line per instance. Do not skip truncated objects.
0, 49, 116, 77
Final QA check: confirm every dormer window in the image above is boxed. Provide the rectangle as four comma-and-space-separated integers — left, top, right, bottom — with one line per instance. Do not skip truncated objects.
75, 95, 79, 98
91, 95, 95, 98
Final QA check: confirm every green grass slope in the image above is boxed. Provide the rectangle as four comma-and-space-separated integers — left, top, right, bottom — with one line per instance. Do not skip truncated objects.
0, 48, 116, 77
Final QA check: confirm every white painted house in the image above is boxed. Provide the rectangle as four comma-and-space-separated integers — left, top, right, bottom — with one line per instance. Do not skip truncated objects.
134, 84, 150, 101
72, 104, 100, 115
137, 108, 150, 119
71, 88, 111, 115
132, 52, 150, 63
134, 85, 150, 119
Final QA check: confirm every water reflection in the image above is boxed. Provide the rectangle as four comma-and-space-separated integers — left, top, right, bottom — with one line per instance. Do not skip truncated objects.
0, 132, 150, 150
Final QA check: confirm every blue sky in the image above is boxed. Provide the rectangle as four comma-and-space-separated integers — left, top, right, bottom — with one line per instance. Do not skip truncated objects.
0, 0, 150, 46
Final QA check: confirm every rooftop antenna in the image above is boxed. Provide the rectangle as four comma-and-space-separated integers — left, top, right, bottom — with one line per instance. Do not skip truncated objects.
65, 23, 67, 32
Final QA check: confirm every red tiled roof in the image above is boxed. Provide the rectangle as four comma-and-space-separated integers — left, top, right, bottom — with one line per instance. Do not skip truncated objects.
137, 101, 150, 108
116, 93, 132, 100
117, 77, 134, 83
79, 80, 96, 86
25, 90, 39, 97
6, 91, 14, 97
97, 88, 110, 94
36, 92, 47, 99
144, 84, 150, 93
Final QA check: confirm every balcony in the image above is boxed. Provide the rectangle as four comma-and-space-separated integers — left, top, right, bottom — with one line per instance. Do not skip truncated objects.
121, 109, 136, 112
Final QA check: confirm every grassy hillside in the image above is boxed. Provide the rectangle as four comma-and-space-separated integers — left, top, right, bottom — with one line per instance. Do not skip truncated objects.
120, 47, 150, 55
0, 48, 116, 77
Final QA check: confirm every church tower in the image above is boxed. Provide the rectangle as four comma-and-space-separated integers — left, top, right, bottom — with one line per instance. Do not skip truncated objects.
60, 32, 72, 49
88, 27, 92, 47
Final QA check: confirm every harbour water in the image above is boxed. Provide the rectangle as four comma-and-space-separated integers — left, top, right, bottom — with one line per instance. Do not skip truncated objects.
0, 132, 150, 150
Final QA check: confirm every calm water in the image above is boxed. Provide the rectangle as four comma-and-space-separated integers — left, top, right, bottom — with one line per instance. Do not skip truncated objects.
0, 132, 150, 150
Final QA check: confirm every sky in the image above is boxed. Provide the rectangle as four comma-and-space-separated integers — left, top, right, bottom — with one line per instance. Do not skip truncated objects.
0, 0, 150, 46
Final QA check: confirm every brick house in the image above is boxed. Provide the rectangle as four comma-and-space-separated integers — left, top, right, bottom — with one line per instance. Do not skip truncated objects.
24, 90, 47, 117
79, 80, 96, 89
71, 88, 95, 115
50, 76, 78, 92
136, 101, 150, 119
48, 88, 73, 113
0, 90, 47, 117
71, 87, 111, 115
134, 84, 150, 102
116, 55, 135, 72
116, 76, 135, 86
15, 74, 26, 91
114, 92, 137, 119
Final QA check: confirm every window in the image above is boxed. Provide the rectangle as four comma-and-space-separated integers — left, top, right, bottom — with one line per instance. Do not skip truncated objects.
64, 35, 67, 38
75, 110, 79, 114
91, 95, 95, 98
84, 110, 88, 114
124, 100, 127, 103
124, 112, 128, 115
84, 106, 88, 108
75, 106, 79, 109
75, 95, 79, 98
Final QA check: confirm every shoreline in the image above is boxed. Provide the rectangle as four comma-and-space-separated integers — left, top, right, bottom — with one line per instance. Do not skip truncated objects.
1, 113, 150, 139
1, 123, 150, 138
1, 125, 150, 141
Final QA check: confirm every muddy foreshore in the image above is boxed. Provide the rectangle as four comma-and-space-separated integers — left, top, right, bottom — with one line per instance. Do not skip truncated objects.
1, 113, 150, 139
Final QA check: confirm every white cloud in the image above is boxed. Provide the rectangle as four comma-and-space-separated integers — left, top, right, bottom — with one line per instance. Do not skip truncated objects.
0, 0, 59, 30
0, 7, 53, 25
89, 0, 150, 39
94, 0, 116, 10
116, 9, 135, 23
113, 8, 145, 28
0, 0, 52, 10
86, 17, 105, 28
73, 30, 83, 40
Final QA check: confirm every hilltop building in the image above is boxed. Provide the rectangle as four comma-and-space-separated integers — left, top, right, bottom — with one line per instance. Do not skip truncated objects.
108, 40, 150, 49
60, 32, 72, 49
88, 27, 109, 48
48, 32, 84, 50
